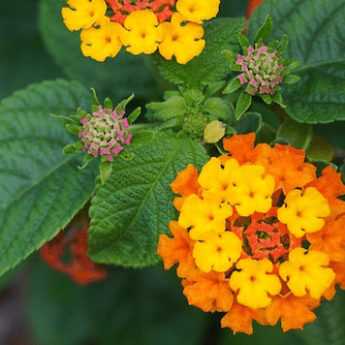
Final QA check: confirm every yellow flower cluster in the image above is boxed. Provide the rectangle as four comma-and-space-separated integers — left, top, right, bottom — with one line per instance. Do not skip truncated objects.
61, 0, 220, 64
158, 133, 345, 334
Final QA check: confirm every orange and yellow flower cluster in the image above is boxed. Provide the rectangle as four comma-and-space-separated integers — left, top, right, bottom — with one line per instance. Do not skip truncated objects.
158, 133, 345, 334
61, 0, 220, 64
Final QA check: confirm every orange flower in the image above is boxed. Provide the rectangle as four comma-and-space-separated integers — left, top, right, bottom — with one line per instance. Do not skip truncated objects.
221, 303, 258, 335
307, 216, 345, 262
171, 164, 200, 196
331, 261, 345, 289
309, 166, 345, 219
157, 221, 196, 278
223, 133, 255, 164
246, 0, 263, 18
265, 295, 318, 332
183, 272, 233, 312
40, 226, 107, 285
171, 164, 200, 211
254, 143, 316, 192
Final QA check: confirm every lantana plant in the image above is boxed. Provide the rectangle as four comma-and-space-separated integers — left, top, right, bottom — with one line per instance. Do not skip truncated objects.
1, 0, 345, 342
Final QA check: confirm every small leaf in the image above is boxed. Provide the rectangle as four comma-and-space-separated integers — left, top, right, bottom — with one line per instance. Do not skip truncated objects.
127, 107, 141, 124
65, 123, 81, 135
63, 141, 83, 155
99, 160, 112, 185
235, 92, 252, 120
238, 33, 250, 51
284, 74, 301, 84
104, 97, 113, 109
223, 77, 242, 95
115, 94, 134, 113
255, 15, 273, 42
203, 97, 233, 122
260, 94, 273, 105
272, 92, 286, 108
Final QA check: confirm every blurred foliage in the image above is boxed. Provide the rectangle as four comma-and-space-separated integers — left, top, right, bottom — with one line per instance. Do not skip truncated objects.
27, 260, 207, 345
0, 0, 61, 99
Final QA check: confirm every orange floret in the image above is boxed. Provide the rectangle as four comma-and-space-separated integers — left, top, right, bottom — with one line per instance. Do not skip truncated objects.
307, 216, 345, 263
331, 261, 345, 289
221, 303, 258, 335
309, 166, 345, 219
157, 221, 197, 278
183, 272, 233, 312
171, 164, 200, 196
254, 144, 316, 192
265, 295, 318, 332
223, 133, 256, 164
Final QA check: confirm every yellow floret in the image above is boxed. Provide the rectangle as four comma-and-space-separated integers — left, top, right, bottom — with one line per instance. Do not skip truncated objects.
121, 10, 160, 55
231, 164, 275, 216
279, 248, 335, 299
193, 232, 242, 273
176, 0, 220, 23
178, 194, 232, 240
158, 13, 205, 64
277, 187, 330, 238
61, 0, 107, 31
229, 258, 281, 309
81, 18, 123, 62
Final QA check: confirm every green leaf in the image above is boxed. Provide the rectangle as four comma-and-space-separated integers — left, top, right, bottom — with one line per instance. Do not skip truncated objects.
276, 118, 313, 149
28, 261, 207, 345
283, 62, 345, 123
307, 136, 334, 163
0, 80, 98, 277
238, 34, 250, 51
89, 132, 208, 267
39, 0, 158, 99
315, 121, 345, 150
235, 112, 263, 134
235, 92, 252, 120
99, 160, 112, 185
203, 97, 234, 122
146, 95, 187, 124
284, 74, 301, 85
223, 77, 242, 95
254, 15, 273, 42
156, 18, 244, 88
249, 0, 345, 123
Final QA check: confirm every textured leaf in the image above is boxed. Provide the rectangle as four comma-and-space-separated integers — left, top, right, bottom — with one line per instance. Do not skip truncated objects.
89, 132, 208, 267
28, 261, 207, 345
249, 0, 345, 123
0, 80, 98, 276
39, 0, 158, 99
156, 18, 244, 88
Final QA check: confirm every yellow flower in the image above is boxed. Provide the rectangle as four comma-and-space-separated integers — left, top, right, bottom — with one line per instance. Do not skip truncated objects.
81, 18, 122, 62
230, 258, 282, 309
277, 187, 330, 238
193, 232, 242, 273
198, 158, 275, 217
279, 248, 335, 299
204, 121, 226, 144
61, 0, 107, 31
231, 164, 275, 216
178, 194, 232, 240
176, 0, 220, 23
121, 10, 161, 55
158, 13, 205, 64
